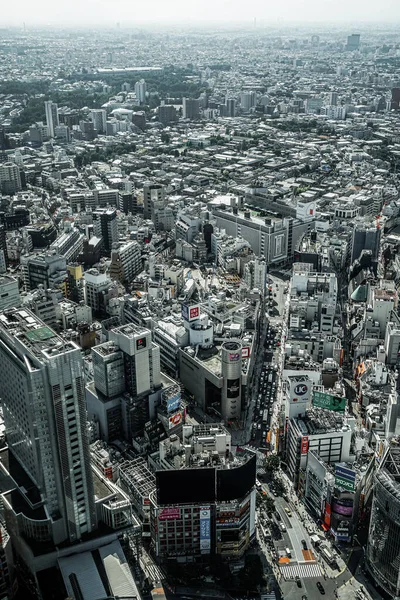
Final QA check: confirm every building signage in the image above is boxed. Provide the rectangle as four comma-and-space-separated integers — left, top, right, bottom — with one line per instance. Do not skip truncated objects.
229, 353, 240, 361
167, 394, 180, 414
227, 378, 240, 398
294, 383, 308, 396
181, 304, 200, 322
335, 475, 355, 492
136, 337, 147, 350
335, 465, 356, 482
313, 391, 346, 413
301, 436, 309, 455
159, 508, 181, 521
169, 411, 183, 429
242, 347, 250, 359
332, 502, 353, 516
199, 507, 211, 552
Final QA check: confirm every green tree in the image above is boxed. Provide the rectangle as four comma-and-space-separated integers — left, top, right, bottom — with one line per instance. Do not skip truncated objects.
264, 495, 276, 516
265, 454, 280, 471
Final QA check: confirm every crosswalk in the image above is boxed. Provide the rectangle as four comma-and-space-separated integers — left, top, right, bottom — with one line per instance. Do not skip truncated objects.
280, 562, 322, 580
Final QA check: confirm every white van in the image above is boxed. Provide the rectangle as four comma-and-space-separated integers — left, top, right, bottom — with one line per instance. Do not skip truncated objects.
286, 547, 292, 558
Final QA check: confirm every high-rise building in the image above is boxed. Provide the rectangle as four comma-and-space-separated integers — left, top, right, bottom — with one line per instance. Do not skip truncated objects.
143, 183, 165, 220
240, 91, 256, 111
134, 79, 147, 104
346, 34, 360, 51
0, 275, 20, 311
84, 268, 112, 314
44, 100, 59, 138
0, 309, 97, 552
158, 104, 177, 126
0, 162, 22, 195
109, 240, 142, 285
182, 97, 200, 120
226, 98, 236, 117
391, 88, 400, 110
366, 445, 400, 597
89, 109, 107, 134
20, 252, 67, 292
329, 91, 338, 106
92, 208, 118, 254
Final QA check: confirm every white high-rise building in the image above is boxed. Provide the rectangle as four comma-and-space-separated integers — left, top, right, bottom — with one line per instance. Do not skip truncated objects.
0, 309, 97, 548
90, 109, 107, 134
44, 100, 59, 138
134, 79, 147, 104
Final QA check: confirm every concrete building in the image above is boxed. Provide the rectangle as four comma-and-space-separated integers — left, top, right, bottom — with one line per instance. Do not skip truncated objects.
0, 162, 22, 195
89, 109, 107, 134
92, 208, 118, 254
143, 183, 165, 221
44, 100, 59, 138
158, 104, 177, 126
109, 240, 142, 285
134, 79, 147, 104
0, 275, 20, 311
20, 252, 67, 293
84, 269, 112, 314
182, 97, 200, 120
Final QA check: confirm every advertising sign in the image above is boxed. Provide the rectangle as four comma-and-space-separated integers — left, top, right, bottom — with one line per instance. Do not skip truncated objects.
227, 378, 240, 398
159, 508, 181, 521
242, 347, 250, 359
294, 383, 309, 396
229, 353, 240, 361
332, 502, 353, 516
189, 306, 200, 320
200, 507, 211, 552
335, 475, 355, 492
335, 465, 356, 482
313, 391, 346, 413
136, 337, 147, 350
169, 411, 183, 429
167, 394, 181, 414
301, 436, 309, 455
181, 304, 189, 320
289, 378, 311, 404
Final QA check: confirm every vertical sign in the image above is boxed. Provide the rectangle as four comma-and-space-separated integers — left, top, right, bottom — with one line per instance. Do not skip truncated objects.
301, 436, 309, 454
199, 507, 211, 552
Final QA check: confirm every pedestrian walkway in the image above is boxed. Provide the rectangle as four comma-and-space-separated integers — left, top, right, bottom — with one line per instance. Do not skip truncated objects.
280, 562, 322, 580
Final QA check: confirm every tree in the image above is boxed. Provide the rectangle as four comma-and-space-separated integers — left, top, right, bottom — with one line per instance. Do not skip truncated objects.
265, 454, 280, 471
264, 495, 275, 516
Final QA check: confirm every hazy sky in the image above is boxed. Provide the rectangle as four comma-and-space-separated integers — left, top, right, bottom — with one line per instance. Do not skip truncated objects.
3, 0, 400, 27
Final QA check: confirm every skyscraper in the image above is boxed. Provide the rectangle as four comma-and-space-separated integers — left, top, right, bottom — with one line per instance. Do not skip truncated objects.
346, 34, 360, 51
182, 97, 200, 119
0, 309, 97, 551
92, 208, 118, 254
44, 100, 59, 138
134, 79, 147, 104
89, 109, 107, 134
0, 162, 22, 195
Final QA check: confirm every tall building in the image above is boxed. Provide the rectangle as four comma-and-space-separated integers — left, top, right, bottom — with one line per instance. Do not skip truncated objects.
391, 88, 400, 110
182, 97, 200, 120
329, 91, 338, 106
0, 162, 22, 195
0, 276, 20, 311
350, 222, 381, 265
240, 91, 256, 111
89, 109, 107, 134
134, 79, 147, 104
20, 252, 67, 292
109, 240, 142, 285
143, 183, 165, 220
346, 34, 360, 51
226, 98, 236, 117
84, 268, 112, 314
0, 309, 97, 552
44, 100, 59, 138
92, 208, 118, 254
366, 445, 400, 597
158, 104, 177, 126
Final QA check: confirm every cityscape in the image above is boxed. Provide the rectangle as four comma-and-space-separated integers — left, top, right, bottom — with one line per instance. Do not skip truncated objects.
0, 15, 400, 600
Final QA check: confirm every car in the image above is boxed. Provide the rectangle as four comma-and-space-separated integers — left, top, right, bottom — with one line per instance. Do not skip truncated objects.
316, 582, 325, 595
275, 511, 281, 521
284, 507, 292, 517
257, 424, 262, 430
296, 577, 302, 588
301, 539, 307, 550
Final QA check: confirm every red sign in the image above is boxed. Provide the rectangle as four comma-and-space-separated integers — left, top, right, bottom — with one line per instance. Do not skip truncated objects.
159, 507, 181, 520
301, 436, 309, 454
169, 412, 183, 428
242, 347, 250, 358
189, 306, 199, 319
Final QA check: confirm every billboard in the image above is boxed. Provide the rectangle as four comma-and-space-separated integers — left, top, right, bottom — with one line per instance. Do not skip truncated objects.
167, 394, 180, 413
335, 464, 356, 492
242, 347, 250, 359
335, 475, 355, 492
159, 508, 181, 520
288, 378, 311, 404
216, 454, 256, 501
226, 378, 240, 398
301, 436, 309, 455
332, 502, 353, 516
229, 353, 241, 362
313, 391, 346, 413
182, 304, 200, 322
169, 411, 183, 429
136, 337, 147, 350
200, 507, 211, 552
156, 468, 215, 505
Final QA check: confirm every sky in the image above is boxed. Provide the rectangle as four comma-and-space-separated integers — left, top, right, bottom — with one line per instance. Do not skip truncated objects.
3, 0, 400, 27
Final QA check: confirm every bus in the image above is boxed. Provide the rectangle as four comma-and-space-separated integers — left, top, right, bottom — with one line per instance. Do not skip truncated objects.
262, 410, 269, 424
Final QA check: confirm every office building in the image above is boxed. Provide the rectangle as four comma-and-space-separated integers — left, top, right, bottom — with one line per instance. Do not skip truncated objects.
89, 109, 107, 134
50, 221, 85, 263
44, 100, 59, 138
0, 226, 8, 273
182, 97, 200, 120
226, 98, 236, 117
84, 268, 112, 314
92, 208, 118, 254
158, 104, 177, 126
143, 183, 165, 220
20, 252, 67, 293
329, 91, 338, 106
240, 91, 256, 111
366, 444, 400, 597
0, 162, 22, 195
109, 240, 142, 285
134, 79, 147, 104
346, 34, 360, 51
391, 88, 400, 110
350, 222, 381, 265
0, 309, 97, 553
0, 276, 20, 312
